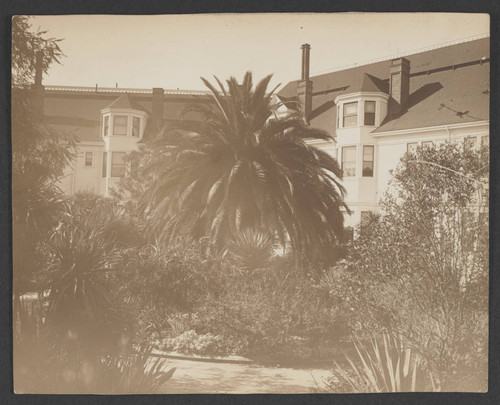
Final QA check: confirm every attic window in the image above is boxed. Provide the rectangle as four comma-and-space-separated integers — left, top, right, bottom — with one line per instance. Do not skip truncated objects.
343, 102, 358, 127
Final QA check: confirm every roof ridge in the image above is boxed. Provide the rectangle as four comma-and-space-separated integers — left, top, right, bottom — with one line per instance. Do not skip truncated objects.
44, 85, 210, 96
299, 33, 490, 80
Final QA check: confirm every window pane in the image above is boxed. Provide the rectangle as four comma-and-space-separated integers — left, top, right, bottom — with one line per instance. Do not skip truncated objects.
365, 101, 375, 113
364, 101, 375, 126
342, 146, 356, 177
113, 115, 128, 135
363, 145, 374, 160
132, 117, 140, 137
85, 152, 93, 167
363, 146, 374, 177
407, 142, 418, 154
102, 152, 107, 177
343, 102, 358, 127
103, 116, 109, 136
111, 152, 126, 177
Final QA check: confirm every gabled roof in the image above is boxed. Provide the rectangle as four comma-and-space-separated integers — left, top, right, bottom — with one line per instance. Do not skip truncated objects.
104, 93, 148, 112
278, 37, 490, 134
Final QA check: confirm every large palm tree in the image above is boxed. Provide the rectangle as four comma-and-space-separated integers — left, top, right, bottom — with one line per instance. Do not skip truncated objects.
139, 72, 349, 264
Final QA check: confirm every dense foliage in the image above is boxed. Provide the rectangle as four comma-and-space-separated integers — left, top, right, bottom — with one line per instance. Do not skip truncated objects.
12, 16, 76, 295
321, 141, 488, 391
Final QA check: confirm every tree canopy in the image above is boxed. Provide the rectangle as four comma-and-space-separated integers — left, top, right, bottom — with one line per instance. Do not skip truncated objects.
139, 72, 349, 264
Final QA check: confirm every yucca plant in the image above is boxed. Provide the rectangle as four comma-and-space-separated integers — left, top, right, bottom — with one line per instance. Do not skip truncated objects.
228, 228, 275, 270
330, 334, 438, 393
97, 346, 176, 394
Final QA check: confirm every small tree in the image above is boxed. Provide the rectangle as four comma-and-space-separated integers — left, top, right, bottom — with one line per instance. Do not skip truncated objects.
12, 16, 76, 295
325, 141, 488, 391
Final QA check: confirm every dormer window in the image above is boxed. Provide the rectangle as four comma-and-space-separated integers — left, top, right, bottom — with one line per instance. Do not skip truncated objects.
343, 102, 358, 127
113, 115, 128, 136
100, 93, 149, 139
364, 101, 376, 125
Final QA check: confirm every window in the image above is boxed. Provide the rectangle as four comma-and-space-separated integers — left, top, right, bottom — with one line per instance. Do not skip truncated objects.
113, 115, 128, 135
342, 146, 356, 177
103, 116, 109, 137
132, 117, 141, 137
464, 136, 477, 150
422, 141, 433, 150
336, 105, 340, 129
84, 152, 93, 167
407, 142, 418, 154
364, 101, 376, 126
111, 152, 126, 177
343, 102, 358, 127
362, 146, 374, 177
102, 152, 107, 177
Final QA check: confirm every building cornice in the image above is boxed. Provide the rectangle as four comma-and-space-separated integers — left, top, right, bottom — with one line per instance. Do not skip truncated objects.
371, 120, 489, 137
334, 92, 390, 104
45, 85, 210, 97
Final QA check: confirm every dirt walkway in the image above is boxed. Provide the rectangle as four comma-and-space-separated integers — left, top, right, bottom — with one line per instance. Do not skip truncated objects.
160, 357, 332, 394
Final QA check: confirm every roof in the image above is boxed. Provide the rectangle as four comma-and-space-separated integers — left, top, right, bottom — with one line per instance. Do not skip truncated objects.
278, 37, 490, 134
42, 87, 211, 142
346, 73, 388, 94
104, 93, 148, 111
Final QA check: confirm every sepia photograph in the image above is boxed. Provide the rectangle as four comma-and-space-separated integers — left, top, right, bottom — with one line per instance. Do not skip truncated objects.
12, 13, 489, 394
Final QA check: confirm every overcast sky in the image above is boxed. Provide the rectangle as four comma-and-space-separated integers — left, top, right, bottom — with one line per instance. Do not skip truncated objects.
30, 13, 489, 91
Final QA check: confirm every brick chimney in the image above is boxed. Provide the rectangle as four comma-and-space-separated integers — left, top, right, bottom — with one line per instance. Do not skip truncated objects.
298, 44, 313, 123
151, 88, 164, 131
389, 57, 410, 115
32, 50, 45, 118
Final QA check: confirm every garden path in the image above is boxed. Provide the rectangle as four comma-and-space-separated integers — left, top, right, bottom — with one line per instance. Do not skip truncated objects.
159, 357, 331, 394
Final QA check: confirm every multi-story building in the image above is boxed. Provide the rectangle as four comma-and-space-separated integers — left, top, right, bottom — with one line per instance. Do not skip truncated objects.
32, 81, 210, 196
31, 35, 489, 226
277, 36, 489, 227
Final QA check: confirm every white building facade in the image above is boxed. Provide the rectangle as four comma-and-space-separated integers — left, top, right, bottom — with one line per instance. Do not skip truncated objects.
278, 36, 490, 227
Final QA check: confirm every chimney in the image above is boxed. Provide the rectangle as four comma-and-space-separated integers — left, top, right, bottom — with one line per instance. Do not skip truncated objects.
151, 88, 164, 131
32, 50, 45, 118
298, 44, 313, 123
389, 57, 410, 115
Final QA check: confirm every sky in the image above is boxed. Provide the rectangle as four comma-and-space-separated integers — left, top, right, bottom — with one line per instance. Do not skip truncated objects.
30, 13, 489, 92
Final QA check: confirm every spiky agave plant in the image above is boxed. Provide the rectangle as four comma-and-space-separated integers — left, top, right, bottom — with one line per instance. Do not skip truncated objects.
329, 334, 438, 393
139, 72, 349, 265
